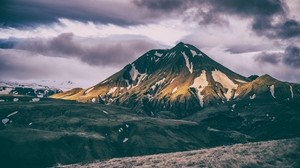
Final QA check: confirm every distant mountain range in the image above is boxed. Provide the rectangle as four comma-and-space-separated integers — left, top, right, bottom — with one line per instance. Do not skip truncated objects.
0, 80, 77, 98
51, 42, 300, 117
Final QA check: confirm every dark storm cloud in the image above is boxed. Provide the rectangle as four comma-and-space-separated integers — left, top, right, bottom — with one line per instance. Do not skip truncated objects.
134, 0, 189, 12
134, 0, 299, 39
255, 52, 282, 64
0, 39, 17, 49
277, 20, 300, 39
252, 18, 300, 39
283, 45, 300, 68
134, 0, 284, 19
10, 33, 158, 66
0, 0, 142, 27
2, 0, 298, 40
226, 44, 271, 54
254, 45, 300, 68
134, 0, 185, 12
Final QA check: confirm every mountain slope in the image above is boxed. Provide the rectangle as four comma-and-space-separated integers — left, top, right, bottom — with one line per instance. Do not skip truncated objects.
236, 74, 300, 100
51, 42, 300, 116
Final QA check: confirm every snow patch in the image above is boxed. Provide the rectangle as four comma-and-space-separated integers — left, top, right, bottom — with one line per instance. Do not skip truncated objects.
270, 85, 275, 98
85, 87, 94, 94
212, 70, 238, 101
168, 51, 176, 58
102, 110, 109, 114
191, 70, 209, 89
191, 50, 197, 57
37, 94, 44, 98
190, 70, 208, 107
0, 99, 4, 102
170, 78, 176, 84
182, 52, 193, 73
7, 111, 18, 117
91, 98, 96, 103
29, 122, 32, 126
150, 78, 166, 90
235, 79, 247, 83
207, 127, 220, 132
190, 49, 203, 57
290, 86, 294, 99
127, 64, 147, 89
131, 74, 147, 89
172, 87, 178, 93
154, 51, 163, 57
100, 79, 109, 84
0, 88, 13, 94
123, 138, 129, 143
13, 98, 19, 102
107, 87, 118, 95
31, 98, 40, 102
234, 92, 239, 99
146, 94, 153, 100
232, 104, 236, 109
2, 118, 9, 125
250, 94, 256, 100
129, 64, 139, 81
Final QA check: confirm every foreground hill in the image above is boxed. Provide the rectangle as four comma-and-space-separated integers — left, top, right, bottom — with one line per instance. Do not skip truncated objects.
51, 42, 300, 117
64, 138, 300, 168
0, 95, 299, 167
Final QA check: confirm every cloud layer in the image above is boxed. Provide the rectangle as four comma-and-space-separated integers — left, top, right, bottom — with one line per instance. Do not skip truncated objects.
2, 33, 158, 66
0, 0, 300, 87
0, 0, 147, 27
135, 0, 300, 39
255, 45, 300, 68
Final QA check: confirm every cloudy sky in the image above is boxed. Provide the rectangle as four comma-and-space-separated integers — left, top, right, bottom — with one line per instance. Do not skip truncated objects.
0, 0, 299, 88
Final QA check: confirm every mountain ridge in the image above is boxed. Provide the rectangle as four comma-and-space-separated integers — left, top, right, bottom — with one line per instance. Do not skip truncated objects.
51, 42, 300, 117
0, 80, 63, 98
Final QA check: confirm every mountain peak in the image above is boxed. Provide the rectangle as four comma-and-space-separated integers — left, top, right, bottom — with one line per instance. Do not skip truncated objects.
173, 42, 200, 51
169, 42, 206, 61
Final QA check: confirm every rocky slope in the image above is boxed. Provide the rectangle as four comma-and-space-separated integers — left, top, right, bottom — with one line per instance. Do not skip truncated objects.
51, 42, 300, 117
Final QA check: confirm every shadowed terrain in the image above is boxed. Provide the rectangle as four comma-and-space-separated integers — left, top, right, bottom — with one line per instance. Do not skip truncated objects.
0, 95, 299, 167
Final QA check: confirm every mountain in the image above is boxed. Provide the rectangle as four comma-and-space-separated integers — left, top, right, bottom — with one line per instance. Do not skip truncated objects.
51, 42, 300, 117
0, 81, 62, 98
2, 42, 299, 167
